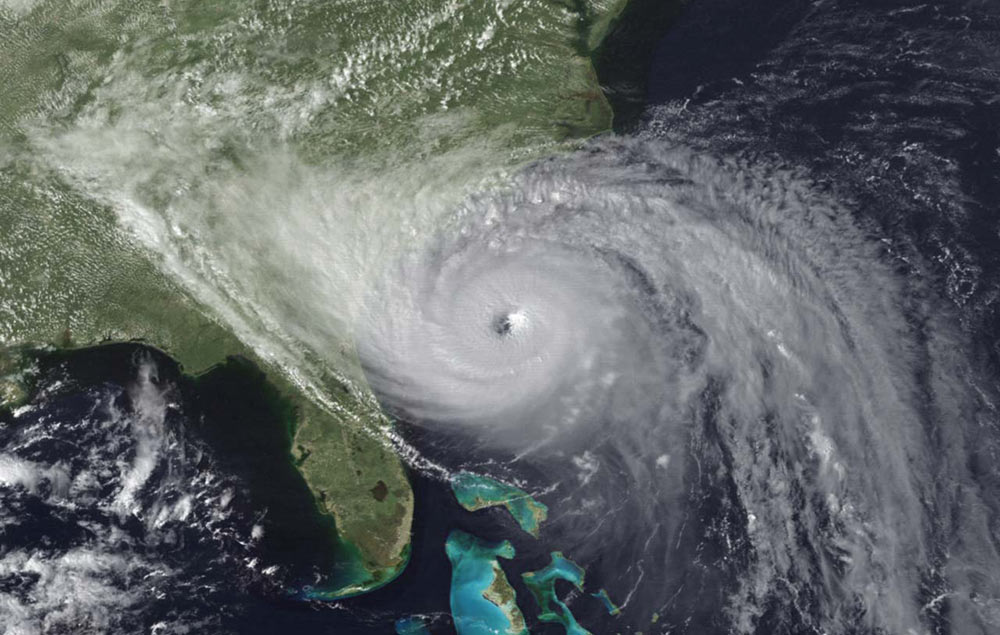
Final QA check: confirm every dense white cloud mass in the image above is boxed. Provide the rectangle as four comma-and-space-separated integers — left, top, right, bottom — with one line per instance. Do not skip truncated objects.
357, 139, 1000, 634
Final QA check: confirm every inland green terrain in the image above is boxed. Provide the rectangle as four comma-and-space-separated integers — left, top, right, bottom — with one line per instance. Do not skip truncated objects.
1, 0, 631, 594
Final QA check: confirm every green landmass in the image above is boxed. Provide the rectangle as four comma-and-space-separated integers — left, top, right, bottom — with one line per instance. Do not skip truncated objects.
445, 530, 528, 635
0, 0, 629, 595
0, 170, 411, 592
593, 0, 688, 131
0, 349, 32, 411
482, 565, 528, 635
451, 471, 549, 538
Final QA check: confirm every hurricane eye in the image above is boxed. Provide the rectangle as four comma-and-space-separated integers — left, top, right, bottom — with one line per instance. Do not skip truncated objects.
491, 310, 527, 337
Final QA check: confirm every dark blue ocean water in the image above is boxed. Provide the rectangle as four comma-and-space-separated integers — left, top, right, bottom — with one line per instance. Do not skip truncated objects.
642, 0, 1000, 367
3, 1, 1000, 633
0, 344, 601, 634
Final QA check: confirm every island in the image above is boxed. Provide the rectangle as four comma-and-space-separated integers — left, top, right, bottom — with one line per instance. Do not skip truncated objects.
451, 472, 549, 538
445, 530, 528, 635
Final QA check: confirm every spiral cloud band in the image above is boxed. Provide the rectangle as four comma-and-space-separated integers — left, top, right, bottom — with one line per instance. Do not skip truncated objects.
357, 140, 1000, 634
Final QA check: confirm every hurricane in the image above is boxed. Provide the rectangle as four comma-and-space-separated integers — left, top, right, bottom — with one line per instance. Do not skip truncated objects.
357, 138, 1000, 634
4, 0, 1000, 633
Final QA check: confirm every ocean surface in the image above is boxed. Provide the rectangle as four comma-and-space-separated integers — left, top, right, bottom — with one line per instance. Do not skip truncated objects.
3, 1, 1000, 634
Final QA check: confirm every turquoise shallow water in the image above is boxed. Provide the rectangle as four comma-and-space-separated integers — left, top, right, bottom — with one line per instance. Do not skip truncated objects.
447, 471, 621, 634
592, 589, 621, 616
522, 553, 591, 635
445, 530, 522, 635
450, 472, 548, 538
395, 616, 432, 634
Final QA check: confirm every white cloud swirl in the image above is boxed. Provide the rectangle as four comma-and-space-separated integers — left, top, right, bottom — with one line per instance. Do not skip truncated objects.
356, 139, 1000, 634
